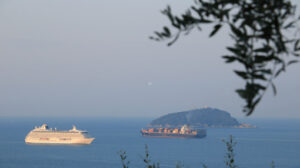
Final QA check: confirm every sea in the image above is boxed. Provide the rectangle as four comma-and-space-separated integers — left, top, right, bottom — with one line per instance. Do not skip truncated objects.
0, 117, 299, 168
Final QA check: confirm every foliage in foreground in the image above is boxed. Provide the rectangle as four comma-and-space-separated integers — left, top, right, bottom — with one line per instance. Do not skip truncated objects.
120, 145, 160, 168
151, 0, 300, 116
119, 135, 275, 168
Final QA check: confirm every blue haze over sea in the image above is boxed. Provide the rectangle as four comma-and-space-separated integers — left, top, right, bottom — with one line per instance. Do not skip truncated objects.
0, 118, 299, 168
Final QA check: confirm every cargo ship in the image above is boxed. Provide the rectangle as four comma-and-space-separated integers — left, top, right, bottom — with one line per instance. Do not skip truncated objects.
25, 124, 95, 145
141, 125, 206, 138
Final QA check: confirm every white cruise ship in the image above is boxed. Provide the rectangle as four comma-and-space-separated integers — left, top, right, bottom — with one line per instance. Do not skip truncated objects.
25, 124, 95, 144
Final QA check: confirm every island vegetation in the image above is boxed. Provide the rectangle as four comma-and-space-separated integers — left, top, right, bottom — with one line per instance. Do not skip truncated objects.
149, 107, 254, 128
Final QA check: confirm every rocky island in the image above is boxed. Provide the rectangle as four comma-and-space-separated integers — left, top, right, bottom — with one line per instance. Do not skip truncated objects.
149, 107, 255, 128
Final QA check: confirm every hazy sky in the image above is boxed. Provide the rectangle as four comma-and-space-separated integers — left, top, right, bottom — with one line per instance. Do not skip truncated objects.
0, 0, 299, 118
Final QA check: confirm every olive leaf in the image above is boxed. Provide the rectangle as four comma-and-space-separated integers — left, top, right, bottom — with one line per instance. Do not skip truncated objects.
151, 0, 300, 116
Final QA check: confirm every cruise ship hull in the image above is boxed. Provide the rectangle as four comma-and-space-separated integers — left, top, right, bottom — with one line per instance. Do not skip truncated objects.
25, 137, 95, 145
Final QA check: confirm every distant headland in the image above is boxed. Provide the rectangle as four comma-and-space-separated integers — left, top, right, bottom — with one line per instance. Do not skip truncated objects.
149, 107, 255, 128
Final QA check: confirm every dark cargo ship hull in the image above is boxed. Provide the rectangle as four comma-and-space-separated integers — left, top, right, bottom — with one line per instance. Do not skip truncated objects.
141, 130, 206, 139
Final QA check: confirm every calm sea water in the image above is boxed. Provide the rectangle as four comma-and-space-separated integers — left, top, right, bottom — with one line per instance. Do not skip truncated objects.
0, 118, 299, 168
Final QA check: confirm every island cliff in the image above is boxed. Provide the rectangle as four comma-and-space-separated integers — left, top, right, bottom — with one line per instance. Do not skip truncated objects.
150, 107, 253, 128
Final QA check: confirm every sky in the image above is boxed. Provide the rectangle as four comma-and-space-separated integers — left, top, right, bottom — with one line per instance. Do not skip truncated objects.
0, 0, 299, 118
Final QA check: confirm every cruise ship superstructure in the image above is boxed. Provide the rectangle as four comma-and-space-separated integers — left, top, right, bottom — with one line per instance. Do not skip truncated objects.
25, 124, 95, 144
